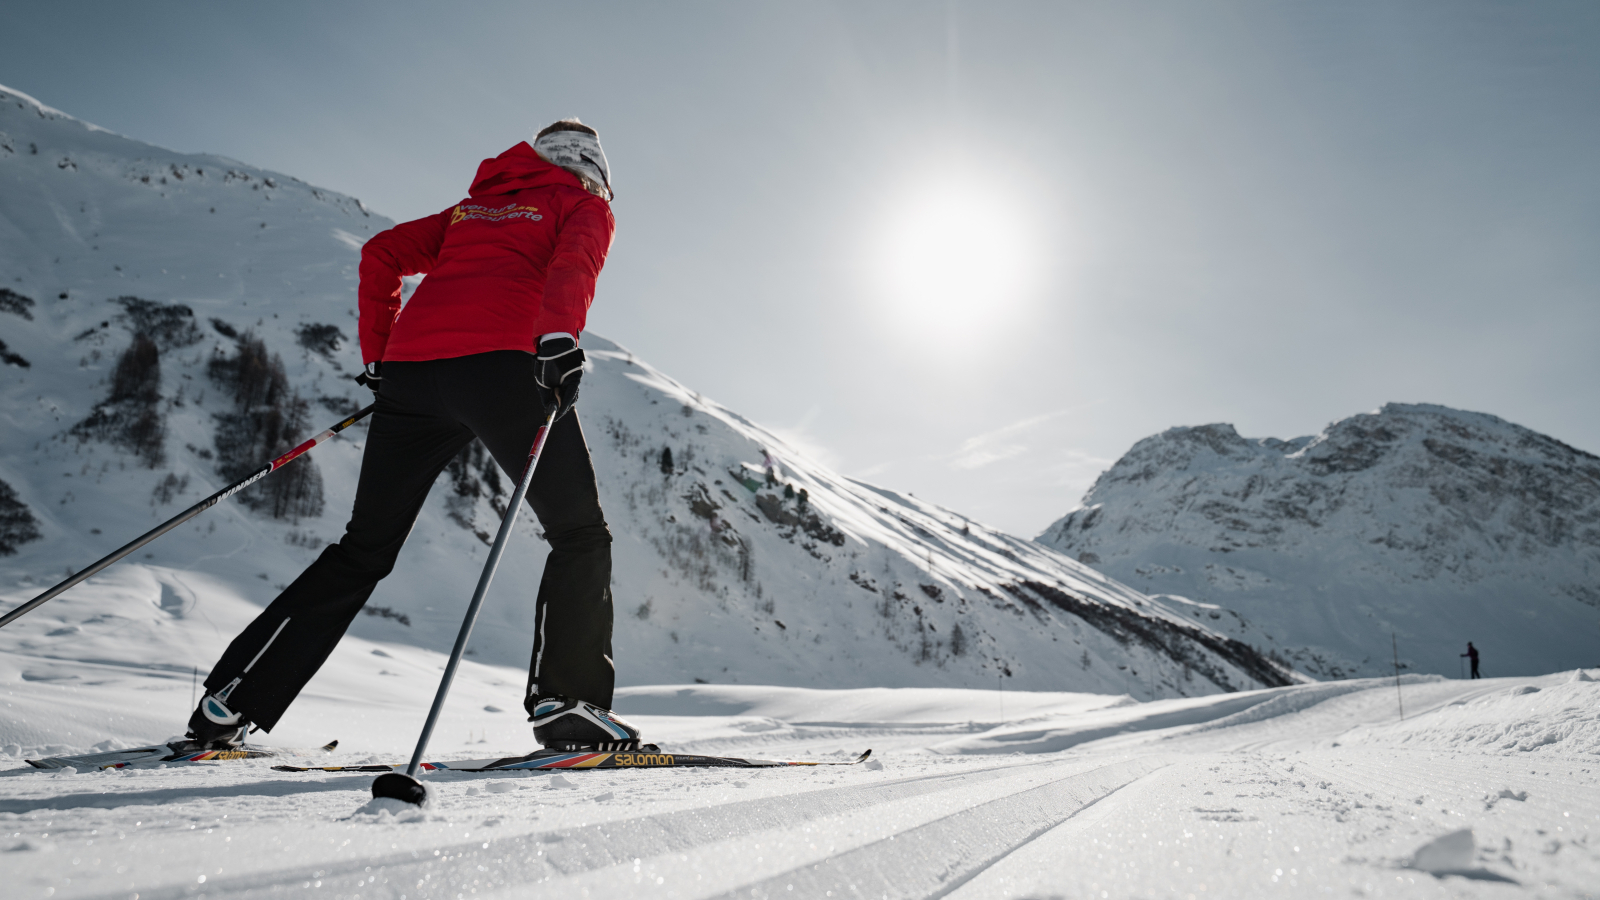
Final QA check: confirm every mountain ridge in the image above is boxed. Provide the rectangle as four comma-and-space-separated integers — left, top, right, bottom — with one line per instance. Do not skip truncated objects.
1039, 402, 1600, 678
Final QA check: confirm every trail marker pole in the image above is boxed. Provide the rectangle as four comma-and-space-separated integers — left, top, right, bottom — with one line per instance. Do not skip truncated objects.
1392, 632, 1405, 721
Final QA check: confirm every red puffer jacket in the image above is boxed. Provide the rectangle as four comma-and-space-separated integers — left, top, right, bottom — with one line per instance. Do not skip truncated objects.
357, 142, 615, 364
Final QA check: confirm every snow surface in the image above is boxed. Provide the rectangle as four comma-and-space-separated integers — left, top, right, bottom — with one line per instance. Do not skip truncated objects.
0, 81, 1292, 699
1038, 405, 1600, 680
2, 639, 1598, 898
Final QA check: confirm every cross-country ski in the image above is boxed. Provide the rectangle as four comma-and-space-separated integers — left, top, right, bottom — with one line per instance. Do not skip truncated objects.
276, 746, 870, 774
26, 740, 340, 770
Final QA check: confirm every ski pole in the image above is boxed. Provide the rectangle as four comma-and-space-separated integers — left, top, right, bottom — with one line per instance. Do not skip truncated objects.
0, 405, 375, 630
373, 407, 559, 806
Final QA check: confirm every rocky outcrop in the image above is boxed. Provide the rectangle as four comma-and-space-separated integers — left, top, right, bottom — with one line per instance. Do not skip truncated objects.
1039, 404, 1600, 678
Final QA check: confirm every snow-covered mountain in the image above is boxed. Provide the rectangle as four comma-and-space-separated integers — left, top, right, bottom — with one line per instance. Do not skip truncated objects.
1038, 403, 1600, 679
0, 83, 1295, 722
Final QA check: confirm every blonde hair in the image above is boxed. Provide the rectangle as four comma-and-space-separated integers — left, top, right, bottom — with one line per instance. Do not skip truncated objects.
536, 118, 597, 140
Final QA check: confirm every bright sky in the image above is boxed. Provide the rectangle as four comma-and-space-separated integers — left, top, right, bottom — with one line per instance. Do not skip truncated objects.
4, 1, 1598, 536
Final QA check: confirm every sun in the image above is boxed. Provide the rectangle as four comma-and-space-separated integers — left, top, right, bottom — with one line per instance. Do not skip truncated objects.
871, 168, 1041, 344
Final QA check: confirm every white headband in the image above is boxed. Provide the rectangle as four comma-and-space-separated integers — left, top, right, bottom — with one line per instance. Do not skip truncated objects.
533, 129, 613, 201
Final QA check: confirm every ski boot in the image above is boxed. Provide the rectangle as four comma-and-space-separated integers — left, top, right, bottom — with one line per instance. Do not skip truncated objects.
177, 692, 248, 751
527, 695, 644, 751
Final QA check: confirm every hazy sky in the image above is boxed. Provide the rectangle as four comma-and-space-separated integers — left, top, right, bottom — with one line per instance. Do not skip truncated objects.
5, 1, 1598, 536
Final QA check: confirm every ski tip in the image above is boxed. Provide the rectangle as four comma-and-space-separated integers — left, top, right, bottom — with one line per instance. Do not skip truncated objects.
320, 740, 339, 752
856, 749, 873, 763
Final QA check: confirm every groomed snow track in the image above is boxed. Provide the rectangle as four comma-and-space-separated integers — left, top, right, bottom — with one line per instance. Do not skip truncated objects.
8, 676, 1600, 897
69, 755, 1167, 900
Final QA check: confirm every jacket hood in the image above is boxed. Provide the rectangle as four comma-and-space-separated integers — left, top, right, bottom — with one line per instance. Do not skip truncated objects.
468, 142, 584, 197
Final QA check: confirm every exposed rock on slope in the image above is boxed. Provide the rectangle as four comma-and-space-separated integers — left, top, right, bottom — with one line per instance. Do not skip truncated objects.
554, 338, 1298, 696
0, 83, 1293, 703
1039, 403, 1600, 678
0, 478, 41, 555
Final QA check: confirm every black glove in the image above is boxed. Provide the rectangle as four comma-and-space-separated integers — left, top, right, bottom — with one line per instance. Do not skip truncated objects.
355, 361, 382, 394
535, 337, 585, 421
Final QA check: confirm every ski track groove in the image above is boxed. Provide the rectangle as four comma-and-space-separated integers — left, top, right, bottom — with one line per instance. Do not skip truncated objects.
937, 750, 1593, 899
699, 757, 1164, 900
70, 755, 1146, 900
0, 772, 365, 815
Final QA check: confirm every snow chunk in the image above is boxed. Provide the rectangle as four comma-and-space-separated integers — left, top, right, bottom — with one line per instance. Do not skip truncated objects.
1485, 787, 1529, 810
733, 717, 787, 733
349, 796, 430, 822
1410, 828, 1474, 873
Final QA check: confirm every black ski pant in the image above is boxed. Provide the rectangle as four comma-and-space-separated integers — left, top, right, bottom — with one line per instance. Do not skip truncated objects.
203, 350, 614, 731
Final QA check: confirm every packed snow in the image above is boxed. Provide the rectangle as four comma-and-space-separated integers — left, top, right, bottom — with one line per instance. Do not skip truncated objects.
1, 630, 1597, 898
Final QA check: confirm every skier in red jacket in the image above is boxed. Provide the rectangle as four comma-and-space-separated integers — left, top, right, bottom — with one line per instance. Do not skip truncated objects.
184, 119, 643, 752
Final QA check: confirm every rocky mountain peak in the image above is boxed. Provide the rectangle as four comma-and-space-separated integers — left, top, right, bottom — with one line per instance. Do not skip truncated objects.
1039, 403, 1600, 679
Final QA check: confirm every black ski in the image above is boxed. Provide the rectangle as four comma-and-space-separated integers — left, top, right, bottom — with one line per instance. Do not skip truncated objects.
26, 740, 340, 770
276, 746, 871, 774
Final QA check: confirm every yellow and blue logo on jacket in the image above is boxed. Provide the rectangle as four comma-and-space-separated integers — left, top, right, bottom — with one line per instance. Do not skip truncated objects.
451, 203, 543, 225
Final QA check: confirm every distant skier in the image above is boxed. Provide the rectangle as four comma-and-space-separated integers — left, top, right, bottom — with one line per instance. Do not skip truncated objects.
1461, 642, 1480, 679
182, 119, 643, 752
